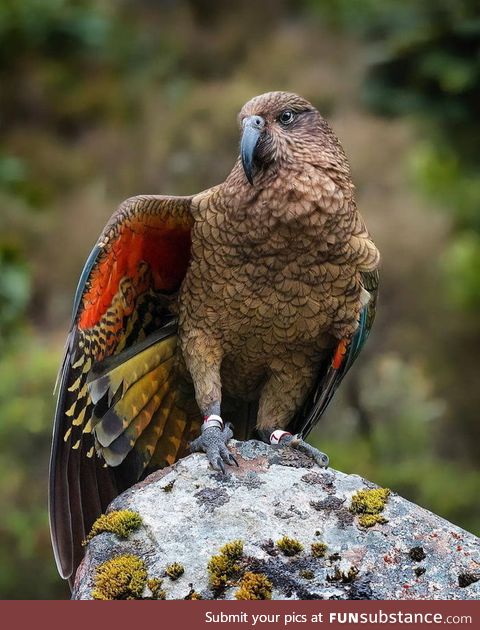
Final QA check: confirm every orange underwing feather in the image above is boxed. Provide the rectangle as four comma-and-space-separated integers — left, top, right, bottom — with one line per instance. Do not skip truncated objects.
331, 338, 348, 369
79, 225, 191, 330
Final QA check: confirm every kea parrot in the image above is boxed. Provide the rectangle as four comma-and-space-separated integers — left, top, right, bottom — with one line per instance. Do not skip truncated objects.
49, 91, 380, 585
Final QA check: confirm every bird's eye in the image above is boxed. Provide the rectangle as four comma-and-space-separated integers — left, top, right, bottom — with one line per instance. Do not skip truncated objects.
279, 110, 295, 125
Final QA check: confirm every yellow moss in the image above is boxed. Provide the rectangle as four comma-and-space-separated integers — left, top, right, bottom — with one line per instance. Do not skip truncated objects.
190, 592, 202, 600
350, 487, 391, 527
166, 562, 184, 580
311, 542, 328, 558
345, 566, 359, 582
327, 566, 359, 583
300, 570, 314, 580
207, 540, 244, 591
359, 513, 388, 527
92, 555, 147, 600
276, 536, 303, 556
235, 572, 272, 600
221, 540, 244, 559
147, 578, 166, 599
83, 510, 142, 545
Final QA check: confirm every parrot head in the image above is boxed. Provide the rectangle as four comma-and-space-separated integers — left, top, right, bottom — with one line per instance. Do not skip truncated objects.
238, 91, 348, 186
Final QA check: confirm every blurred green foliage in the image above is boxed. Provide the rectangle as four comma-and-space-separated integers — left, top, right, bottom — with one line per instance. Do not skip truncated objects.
0, 249, 30, 348
0, 0, 479, 598
0, 340, 69, 598
316, 0, 480, 312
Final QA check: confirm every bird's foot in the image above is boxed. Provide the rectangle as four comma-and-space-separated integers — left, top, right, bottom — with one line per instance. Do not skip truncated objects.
270, 430, 329, 468
189, 416, 238, 474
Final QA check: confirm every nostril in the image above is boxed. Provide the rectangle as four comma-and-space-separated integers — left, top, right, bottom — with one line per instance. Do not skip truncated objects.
242, 115, 265, 130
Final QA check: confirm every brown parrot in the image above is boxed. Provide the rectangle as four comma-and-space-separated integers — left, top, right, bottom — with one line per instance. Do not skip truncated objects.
49, 91, 380, 585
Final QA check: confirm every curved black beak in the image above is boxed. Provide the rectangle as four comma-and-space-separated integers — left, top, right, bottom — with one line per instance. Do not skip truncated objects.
241, 115, 265, 185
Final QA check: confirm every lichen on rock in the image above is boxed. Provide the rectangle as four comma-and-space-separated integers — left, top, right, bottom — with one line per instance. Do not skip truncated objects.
409, 546, 426, 562
458, 572, 479, 588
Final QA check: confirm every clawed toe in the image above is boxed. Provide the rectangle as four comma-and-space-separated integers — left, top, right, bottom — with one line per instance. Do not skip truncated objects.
276, 433, 329, 468
228, 453, 239, 467
189, 423, 236, 473
216, 456, 226, 474
311, 449, 329, 467
296, 438, 329, 468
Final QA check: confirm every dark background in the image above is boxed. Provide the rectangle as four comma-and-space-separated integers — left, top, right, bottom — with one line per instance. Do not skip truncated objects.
1, 0, 479, 599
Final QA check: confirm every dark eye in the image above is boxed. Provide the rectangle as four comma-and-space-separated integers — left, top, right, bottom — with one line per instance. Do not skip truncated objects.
279, 110, 295, 125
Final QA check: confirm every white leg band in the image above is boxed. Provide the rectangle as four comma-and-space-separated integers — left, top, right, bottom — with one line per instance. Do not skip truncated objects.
270, 430, 292, 445
202, 414, 224, 431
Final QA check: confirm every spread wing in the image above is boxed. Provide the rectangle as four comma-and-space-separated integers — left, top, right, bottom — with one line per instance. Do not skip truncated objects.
291, 269, 379, 438
49, 195, 201, 583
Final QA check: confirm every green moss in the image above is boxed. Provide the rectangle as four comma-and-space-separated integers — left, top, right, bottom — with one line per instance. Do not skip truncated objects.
350, 487, 391, 527
311, 542, 328, 558
83, 510, 142, 545
207, 540, 244, 591
147, 578, 166, 599
300, 570, 314, 580
92, 554, 147, 600
235, 572, 272, 600
276, 536, 303, 556
166, 562, 184, 580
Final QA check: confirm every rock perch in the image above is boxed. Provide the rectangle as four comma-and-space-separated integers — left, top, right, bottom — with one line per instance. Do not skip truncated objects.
72, 440, 480, 600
